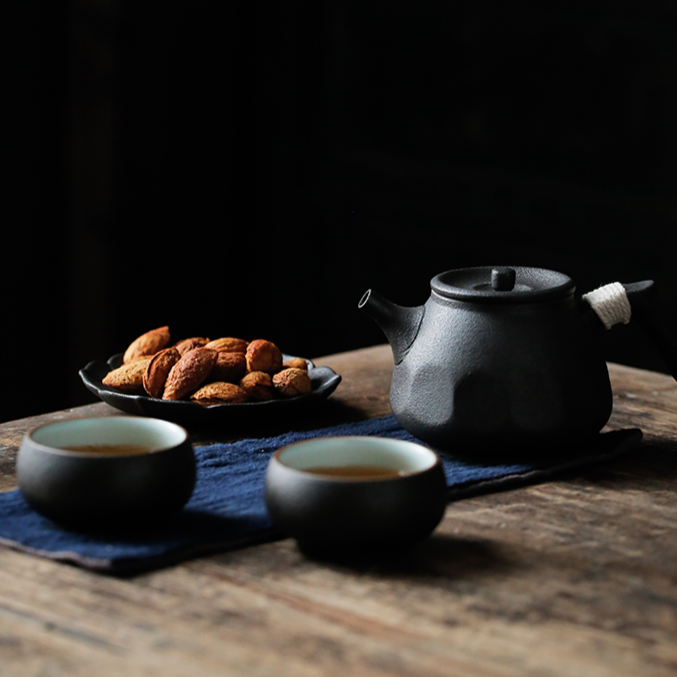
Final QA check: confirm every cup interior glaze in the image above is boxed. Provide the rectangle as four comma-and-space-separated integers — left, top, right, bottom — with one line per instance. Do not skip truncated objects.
275, 436, 439, 478
29, 416, 188, 454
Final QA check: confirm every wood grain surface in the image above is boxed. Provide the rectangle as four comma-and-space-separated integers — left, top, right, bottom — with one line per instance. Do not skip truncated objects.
1, 344, 676, 676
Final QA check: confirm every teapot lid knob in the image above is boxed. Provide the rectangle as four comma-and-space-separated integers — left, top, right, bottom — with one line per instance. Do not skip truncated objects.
491, 267, 516, 292
431, 266, 574, 302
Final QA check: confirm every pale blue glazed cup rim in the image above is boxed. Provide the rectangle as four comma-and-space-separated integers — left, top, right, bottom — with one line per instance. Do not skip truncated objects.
25, 416, 189, 458
271, 435, 441, 481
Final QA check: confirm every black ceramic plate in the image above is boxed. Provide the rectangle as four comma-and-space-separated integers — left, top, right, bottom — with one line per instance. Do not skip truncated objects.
79, 354, 342, 425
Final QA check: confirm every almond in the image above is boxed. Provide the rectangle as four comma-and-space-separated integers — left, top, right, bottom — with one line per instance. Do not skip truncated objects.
204, 337, 248, 354
102, 358, 152, 393
143, 346, 181, 398
123, 326, 171, 364
239, 371, 275, 401
174, 337, 210, 356
211, 351, 246, 383
283, 357, 308, 371
246, 339, 283, 374
162, 347, 217, 401
190, 382, 250, 405
272, 367, 312, 398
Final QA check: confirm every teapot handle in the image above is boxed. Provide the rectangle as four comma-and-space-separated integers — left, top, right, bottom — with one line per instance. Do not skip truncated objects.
583, 280, 677, 381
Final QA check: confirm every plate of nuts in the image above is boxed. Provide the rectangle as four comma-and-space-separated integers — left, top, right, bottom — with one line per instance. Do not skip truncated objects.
79, 327, 342, 424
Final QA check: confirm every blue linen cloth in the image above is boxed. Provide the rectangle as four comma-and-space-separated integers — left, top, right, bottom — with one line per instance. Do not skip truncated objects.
0, 415, 641, 574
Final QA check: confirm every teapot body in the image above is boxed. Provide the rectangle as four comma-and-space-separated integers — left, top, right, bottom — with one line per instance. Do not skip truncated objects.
389, 291, 613, 451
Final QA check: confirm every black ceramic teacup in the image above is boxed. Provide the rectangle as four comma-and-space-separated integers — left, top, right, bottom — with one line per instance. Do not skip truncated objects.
17, 416, 196, 529
264, 436, 448, 555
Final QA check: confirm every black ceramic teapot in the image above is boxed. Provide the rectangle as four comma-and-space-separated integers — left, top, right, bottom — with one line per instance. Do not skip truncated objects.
359, 266, 677, 452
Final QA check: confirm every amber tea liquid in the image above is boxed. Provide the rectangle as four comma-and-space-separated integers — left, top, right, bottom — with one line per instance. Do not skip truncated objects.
61, 444, 152, 456
304, 465, 406, 480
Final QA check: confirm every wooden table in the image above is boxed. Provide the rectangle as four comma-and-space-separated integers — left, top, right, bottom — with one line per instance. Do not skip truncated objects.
1, 344, 676, 676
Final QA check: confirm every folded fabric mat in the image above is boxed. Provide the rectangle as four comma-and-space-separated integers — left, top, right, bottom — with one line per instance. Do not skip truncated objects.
0, 414, 641, 574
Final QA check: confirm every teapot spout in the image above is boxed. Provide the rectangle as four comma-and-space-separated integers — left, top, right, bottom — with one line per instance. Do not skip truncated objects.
358, 289, 424, 364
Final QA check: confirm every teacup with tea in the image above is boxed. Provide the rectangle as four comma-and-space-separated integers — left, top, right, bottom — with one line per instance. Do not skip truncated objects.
265, 436, 447, 554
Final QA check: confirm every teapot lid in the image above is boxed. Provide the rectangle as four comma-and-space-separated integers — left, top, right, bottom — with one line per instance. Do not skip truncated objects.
431, 266, 575, 303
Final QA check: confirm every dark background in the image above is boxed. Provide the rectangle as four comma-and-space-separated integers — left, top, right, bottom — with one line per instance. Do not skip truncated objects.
5, 1, 677, 422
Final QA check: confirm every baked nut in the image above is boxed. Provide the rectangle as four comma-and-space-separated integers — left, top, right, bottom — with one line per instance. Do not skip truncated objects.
190, 382, 250, 405
123, 326, 170, 364
246, 339, 283, 374
107, 329, 311, 402
211, 351, 246, 383
205, 337, 248, 354
175, 337, 210, 356
283, 358, 308, 370
162, 347, 217, 401
272, 368, 312, 398
102, 358, 152, 393
143, 346, 181, 398
240, 371, 275, 401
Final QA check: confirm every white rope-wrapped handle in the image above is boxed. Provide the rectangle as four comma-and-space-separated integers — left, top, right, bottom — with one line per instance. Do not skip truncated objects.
582, 282, 632, 329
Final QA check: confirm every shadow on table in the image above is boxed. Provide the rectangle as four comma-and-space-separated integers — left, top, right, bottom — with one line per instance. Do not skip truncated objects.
571, 436, 677, 489
298, 532, 511, 581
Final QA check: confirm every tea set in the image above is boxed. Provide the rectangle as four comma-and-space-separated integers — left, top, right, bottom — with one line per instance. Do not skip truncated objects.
16, 265, 677, 553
